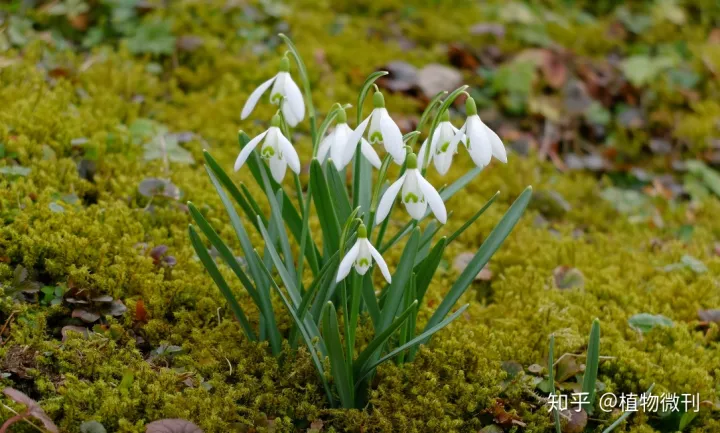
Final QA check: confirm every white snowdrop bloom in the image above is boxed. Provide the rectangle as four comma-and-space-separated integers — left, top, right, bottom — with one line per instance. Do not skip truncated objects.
317, 108, 381, 170
234, 115, 301, 183
450, 97, 507, 168
336, 224, 391, 283
417, 110, 462, 176
344, 91, 405, 165
240, 56, 305, 127
375, 153, 447, 224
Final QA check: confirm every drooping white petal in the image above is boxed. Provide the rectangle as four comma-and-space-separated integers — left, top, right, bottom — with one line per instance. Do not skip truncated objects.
317, 131, 334, 163
465, 116, 492, 167
379, 109, 405, 164
330, 123, 351, 170
367, 240, 391, 283
417, 171, 447, 224
241, 75, 277, 120
234, 129, 268, 171
336, 242, 360, 282
354, 240, 372, 275
283, 74, 305, 126
360, 138, 381, 169
432, 122, 458, 176
277, 130, 300, 174
484, 123, 507, 163
268, 157, 287, 183
401, 170, 427, 220
345, 116, 371, 157
375, 173, 407, 224
417, 138, 433, 169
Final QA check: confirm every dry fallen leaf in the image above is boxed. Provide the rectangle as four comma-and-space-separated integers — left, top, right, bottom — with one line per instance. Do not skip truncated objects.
3, 387, 59, 433
145, 419, 203, 433
417, 64, 463, 100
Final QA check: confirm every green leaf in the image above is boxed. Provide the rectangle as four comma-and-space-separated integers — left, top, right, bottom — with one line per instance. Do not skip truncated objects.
378, 228, 420, 332
353, 300, 418, 377
296, 252, 339, 323
620, 55, 678, 87
413, 237, 446, 306
357, 304, 469, 382
628, 313, 673, 334
423, 186, 531, 335
257, 218, 302, 307
188, 225, 256, 341
325, 166, 352, 224
322, 302, 354, 408
582, 319, 601, 414
310, 159, 341, 253
446, 192, 499, 244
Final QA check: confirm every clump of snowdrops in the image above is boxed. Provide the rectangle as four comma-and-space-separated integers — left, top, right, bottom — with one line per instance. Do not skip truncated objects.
188, 35, 532, 409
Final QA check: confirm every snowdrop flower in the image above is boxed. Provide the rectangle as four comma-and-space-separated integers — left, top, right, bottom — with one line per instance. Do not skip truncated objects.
317, 108, 381, 170
345, 91, 405, 165
336, 224, 391, 283
418, 110, 462, 176
375, 152, 447, 224
234, 114, 300, 183
450, 97, 507, 167
240, 56, 305, 127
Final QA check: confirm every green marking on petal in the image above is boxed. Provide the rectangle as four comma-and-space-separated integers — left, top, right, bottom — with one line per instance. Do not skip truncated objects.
261, 145, 275, 159
439, 141, 450, 153
270, 92, 283, 104
404, 192, 419, 203
358, 258, 370, 267
370, 131, 383, 143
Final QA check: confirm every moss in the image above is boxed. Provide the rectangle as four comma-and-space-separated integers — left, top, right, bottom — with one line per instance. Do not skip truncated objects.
1, 0, 720, 432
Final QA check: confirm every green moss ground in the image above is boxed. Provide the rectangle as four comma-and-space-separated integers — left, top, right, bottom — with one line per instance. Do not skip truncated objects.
1, 1, 720, 432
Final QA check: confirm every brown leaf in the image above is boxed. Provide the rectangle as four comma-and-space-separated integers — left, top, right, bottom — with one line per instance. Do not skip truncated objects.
176, 35, 204, 52
146, 419, 203, 433
72, 309, 101, 323
561, 408, 587, 433
448, 43, 480, 70
136, 299, 149, 322
308, 419, 324, 432
3, 387, 59, 433
377, 61, 418, 93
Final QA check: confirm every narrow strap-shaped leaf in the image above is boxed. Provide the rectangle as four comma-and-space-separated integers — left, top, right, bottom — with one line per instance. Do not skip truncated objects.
203, 165, 282, 349
253, 250, 334, 406
204, 151, 264, 232
582, 318, 601, 414
239, 182, 268, 227
446, 192, 499, 245
413, 237, 446, 310
414, 220, 444, 264
423, 186, 532, 336
378, 228, 420, 332
353, 300, 418, 377
310, 159, 341, 253
257, 218, 302, 307
360, 273, 380, 329
403, 274, 418, 362
356, 304, 469, 384
187, 202, 260, 305
325, 165, 352, 224
297, 252, 339, 322
322, 302, 354, 408
188, 225, 257, 342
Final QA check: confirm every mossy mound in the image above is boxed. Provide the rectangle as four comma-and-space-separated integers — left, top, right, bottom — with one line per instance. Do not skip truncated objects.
1, 1, 720, 432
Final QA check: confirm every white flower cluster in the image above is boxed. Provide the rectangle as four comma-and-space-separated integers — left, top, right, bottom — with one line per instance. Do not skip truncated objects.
236, 56, 507, 283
